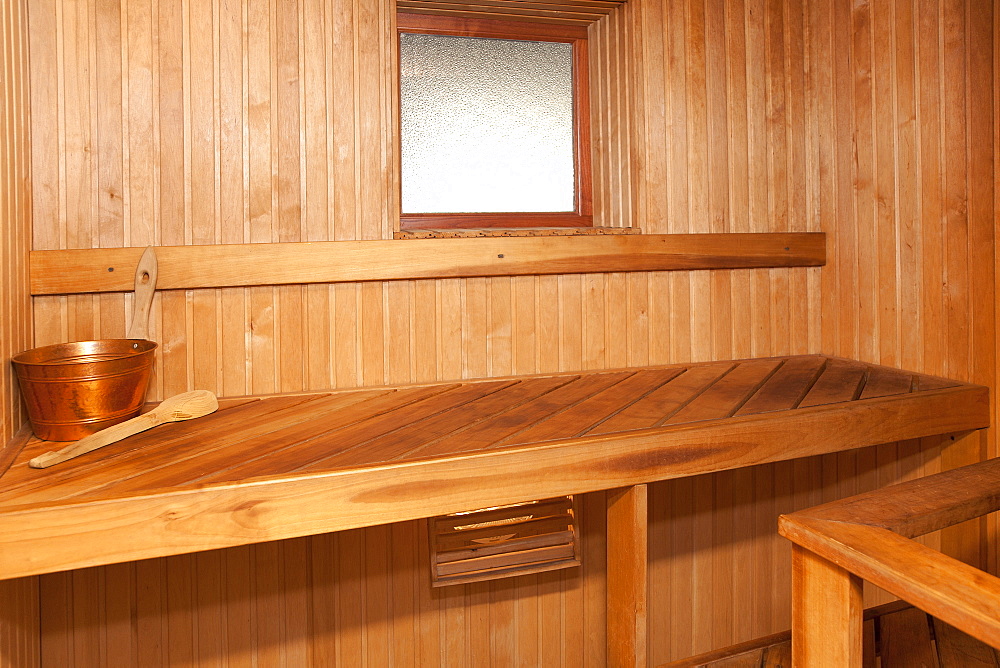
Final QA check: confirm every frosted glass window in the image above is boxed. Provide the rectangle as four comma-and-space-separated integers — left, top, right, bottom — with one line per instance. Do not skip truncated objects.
400, 33, 575, 214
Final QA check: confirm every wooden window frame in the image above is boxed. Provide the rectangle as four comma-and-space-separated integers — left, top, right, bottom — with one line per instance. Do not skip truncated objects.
397, 14, 593, 231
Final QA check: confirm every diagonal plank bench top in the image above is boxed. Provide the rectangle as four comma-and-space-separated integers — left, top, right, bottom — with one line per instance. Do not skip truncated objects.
0, 355, 989, 579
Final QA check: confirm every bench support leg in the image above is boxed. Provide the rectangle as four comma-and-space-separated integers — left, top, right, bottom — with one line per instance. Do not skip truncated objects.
791, 544, 863, 667
607, 484, 648, 668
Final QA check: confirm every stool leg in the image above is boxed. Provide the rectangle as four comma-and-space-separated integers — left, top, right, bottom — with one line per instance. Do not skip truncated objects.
791, 544, 863, 667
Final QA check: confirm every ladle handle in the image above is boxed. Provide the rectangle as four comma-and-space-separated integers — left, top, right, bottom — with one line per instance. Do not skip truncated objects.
127, 246, 158, 340
29, 409, 170, 469
28, 390, 217, 469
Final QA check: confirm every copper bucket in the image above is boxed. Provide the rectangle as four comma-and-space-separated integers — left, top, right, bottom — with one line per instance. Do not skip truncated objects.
14, 247, 160, 441
12, 339, 158, 441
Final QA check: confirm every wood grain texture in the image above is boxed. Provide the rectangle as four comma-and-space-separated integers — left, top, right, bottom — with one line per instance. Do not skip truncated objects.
0, 0, 30, 455
784, 515, 1000, 652
879, 607, 939, 668
13, 0, 998, 664
791, 546, 864, 666
655, 600, 915, 667
0, 359, 987, 582
0, 0, 38, 665
0, 575, 39, 668
662, 604, 1000, 668
28, 233, 826, 294
780, 456, 1000, 653
935, 619, 1000, 666
429, 496, 580, 586
396, 0, 626, 25
607, 484, 648, 668
788, 454, 1000, 540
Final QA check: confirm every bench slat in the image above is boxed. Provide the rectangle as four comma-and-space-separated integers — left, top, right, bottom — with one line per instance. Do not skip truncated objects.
664, 359, 782, 424
860, 365, 915, 399
422, 371, 634, 454
798, 358, 867, 407
0, 393, 318, 502
504, 368, 684, 443
70, 386, 459, 495
734, 355, 827, 415
587, 362, 734, 434
308, 379, 573, 468
190, 380, 519, 481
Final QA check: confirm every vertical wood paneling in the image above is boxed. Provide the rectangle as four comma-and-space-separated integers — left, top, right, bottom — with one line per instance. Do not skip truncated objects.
15, 0, 997, 665
590, 7, 635, 229
1, 0, 30, 444
0, 576, 38, 668
633, 0, 995, 661
1, 0, 39, 663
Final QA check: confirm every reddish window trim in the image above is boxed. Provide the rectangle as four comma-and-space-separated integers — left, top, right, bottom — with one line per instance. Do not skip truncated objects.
397, 13, 593, 231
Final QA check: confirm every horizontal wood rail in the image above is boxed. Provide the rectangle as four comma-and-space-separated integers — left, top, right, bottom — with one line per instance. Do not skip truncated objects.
29, 233, 825, 295
779, 456, 1000, 664
395, 0, 626, 26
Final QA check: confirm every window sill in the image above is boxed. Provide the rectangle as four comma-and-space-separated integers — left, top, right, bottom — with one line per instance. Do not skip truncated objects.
394, 226, 641, 240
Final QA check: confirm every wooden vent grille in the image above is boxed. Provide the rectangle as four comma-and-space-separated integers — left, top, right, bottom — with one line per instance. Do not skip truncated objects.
429, 496, 580, 587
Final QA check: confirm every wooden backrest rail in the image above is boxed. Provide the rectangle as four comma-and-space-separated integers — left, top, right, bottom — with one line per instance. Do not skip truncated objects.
779, 456, 1000, 661
28, 233, 824, 294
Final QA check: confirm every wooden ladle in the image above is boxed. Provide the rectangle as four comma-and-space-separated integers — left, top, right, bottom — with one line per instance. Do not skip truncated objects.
29, 390, 219, 469
127, 246, 158, 340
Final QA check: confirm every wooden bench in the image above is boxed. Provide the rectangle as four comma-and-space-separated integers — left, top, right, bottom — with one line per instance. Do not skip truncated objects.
0, 354, 989, 666
780, 456, 1000, 666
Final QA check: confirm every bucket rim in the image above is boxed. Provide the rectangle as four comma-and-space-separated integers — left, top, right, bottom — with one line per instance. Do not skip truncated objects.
12, 339, 158, 367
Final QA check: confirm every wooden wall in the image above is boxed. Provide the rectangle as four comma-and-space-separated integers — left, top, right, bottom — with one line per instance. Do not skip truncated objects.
0, 0, 30, 450
590, 5, 637, 230
635, 0, 997, 660
10, 0, 998, 665
0, 0, 40, 664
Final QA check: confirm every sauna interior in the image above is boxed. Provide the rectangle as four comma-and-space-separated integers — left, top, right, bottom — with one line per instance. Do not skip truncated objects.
0, 0, 997, 665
